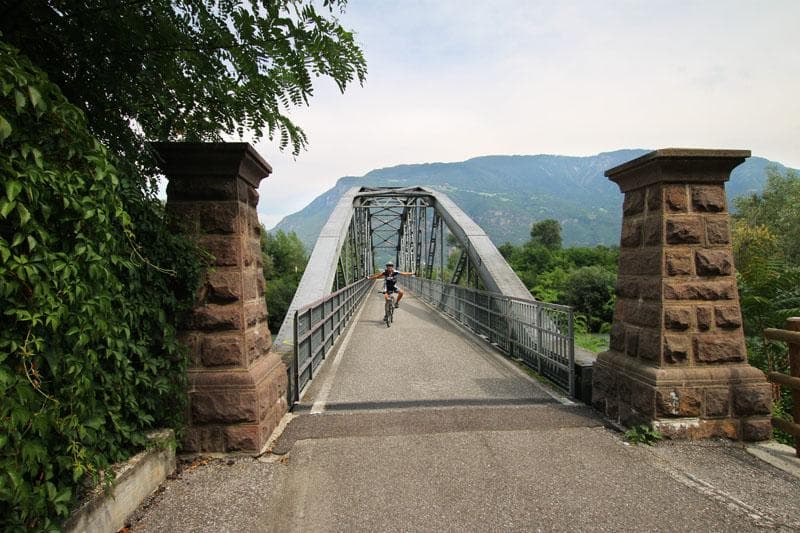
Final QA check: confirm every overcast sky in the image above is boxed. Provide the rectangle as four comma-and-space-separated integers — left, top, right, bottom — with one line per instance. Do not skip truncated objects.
253, 0, 800, 229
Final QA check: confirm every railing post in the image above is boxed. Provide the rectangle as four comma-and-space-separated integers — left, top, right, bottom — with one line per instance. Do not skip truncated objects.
568, 309, 575, 398
788, 318, 800, 456
507, 299, 514, 357
293, 311, 300, 405
537, 307, 543, 374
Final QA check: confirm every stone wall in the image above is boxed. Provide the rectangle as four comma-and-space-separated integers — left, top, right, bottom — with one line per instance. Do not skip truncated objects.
592, 149, 772, 440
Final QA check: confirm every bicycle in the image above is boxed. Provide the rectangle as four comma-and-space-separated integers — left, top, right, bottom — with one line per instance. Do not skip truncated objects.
382, 290, 396, 327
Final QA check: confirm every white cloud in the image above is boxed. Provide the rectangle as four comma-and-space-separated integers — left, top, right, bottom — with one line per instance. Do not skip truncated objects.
255, 0, 800, 229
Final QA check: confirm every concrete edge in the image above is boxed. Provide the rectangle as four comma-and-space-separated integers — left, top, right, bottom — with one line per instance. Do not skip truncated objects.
64, 429, 177, 533
746, 441, 800, 479
408, 290, 575, 406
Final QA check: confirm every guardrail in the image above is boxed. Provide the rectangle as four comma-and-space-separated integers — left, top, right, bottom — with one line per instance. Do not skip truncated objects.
291, 277, 372, 404
405, 277, 575, 396
764, 317, 800, 456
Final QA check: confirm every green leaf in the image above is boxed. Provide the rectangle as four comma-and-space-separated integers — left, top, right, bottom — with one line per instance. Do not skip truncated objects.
53, 486, 72, 504
17, 203, 31, 225
0, 199, 15, 218
28, 85, 42, 109
14, 89, 25, 112
5, 180, 22, 202
0, 113, 11, 141
32, 147, 43, 168
82, 416, 105, 430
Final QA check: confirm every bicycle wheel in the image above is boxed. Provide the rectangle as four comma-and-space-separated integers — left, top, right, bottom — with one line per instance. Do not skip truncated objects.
385, 298, 392, 327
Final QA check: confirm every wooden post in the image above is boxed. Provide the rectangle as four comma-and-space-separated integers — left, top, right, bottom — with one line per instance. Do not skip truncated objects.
788, 318, 800, 457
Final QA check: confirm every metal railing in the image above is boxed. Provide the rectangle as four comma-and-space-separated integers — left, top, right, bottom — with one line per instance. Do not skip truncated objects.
291, 277, 372, 404
405, 276, 575, 396
764, 317, 800, 456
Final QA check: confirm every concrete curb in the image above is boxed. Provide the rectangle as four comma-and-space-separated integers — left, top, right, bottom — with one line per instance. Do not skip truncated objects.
65, 429, 176, 533
746, 440, 800, 479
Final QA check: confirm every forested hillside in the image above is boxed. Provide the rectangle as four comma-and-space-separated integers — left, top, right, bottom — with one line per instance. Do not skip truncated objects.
271, 149, 788, 250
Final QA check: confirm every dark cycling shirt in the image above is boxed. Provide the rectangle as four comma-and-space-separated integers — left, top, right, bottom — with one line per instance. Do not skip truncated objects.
382, 269, 400, 291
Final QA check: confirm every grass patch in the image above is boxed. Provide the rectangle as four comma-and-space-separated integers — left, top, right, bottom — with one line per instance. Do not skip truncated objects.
624, 424, 663, 446
575, 332, 609, 353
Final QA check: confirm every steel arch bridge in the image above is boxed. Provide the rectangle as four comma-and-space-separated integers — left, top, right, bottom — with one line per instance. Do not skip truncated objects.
273, 187, 575, 403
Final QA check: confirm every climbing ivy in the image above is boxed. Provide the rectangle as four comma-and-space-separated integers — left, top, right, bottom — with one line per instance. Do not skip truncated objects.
0, 41, 202, 530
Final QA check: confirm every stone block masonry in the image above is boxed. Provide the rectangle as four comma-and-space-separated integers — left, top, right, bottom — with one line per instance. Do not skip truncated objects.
592, 149, 772, 440
155, 142, 288, 453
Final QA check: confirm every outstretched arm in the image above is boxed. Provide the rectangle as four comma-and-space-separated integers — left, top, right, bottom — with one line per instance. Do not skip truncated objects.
368, 271, 384, 280
400, 271, 415, 276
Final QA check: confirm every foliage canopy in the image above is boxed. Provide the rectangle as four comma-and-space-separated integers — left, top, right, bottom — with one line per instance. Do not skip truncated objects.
732, 166, 800, 445
261, 229, 308, 333
502, 220, 618, 334
0, 41, 203, 530
530, 219, 562, 250
0, 1, 366, 526
0, 0, 367, 160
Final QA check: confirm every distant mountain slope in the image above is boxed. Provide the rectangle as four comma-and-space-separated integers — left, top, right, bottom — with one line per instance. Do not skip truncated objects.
270, 149, 788, 251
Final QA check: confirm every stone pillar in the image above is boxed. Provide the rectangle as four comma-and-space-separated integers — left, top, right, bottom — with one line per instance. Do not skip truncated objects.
592, 149, 772, 440
155, 142, 288, 452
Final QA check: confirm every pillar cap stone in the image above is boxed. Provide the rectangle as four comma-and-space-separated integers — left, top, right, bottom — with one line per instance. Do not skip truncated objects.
152, 142, 272, 188
606, 148, 751, 193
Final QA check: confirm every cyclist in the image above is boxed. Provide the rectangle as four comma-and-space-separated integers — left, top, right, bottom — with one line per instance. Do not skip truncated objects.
369, 262, 414, 308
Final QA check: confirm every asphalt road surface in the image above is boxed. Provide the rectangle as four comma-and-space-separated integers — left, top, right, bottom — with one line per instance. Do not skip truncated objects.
131, 292, 800, 532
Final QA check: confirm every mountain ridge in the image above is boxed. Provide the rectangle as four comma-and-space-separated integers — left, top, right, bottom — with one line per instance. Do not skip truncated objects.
269, 149, 790, 251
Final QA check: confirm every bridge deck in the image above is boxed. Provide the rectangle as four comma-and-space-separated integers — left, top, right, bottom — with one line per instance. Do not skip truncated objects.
130, 291, 800, 532
298, 287, 558, 411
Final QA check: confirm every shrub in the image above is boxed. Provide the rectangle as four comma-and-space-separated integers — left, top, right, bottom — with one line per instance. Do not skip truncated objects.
562, 266, 615, 332
261, 230, 308, 333
0, 41, 201, 530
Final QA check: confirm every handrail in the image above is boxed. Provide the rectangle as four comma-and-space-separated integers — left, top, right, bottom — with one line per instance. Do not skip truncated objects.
290, 277, 372, 405
764, 317, 800, 456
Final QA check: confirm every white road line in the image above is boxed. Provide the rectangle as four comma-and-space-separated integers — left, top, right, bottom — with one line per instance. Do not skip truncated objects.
309, 294, 371, 414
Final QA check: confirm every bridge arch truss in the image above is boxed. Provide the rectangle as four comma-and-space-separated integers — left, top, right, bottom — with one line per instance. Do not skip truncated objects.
274, 187, 574, 401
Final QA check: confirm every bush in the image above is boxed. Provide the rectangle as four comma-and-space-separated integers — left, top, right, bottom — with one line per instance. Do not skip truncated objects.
562, 266, 615, 332
262, 230, 308, 333
0, 41, 201, 530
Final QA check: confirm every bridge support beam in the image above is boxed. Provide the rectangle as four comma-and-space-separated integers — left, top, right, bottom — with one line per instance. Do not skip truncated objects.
156, 142, 287, 452
592, 149, 772, 440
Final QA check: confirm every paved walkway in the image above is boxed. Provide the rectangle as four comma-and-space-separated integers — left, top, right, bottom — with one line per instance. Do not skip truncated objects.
131, 292, 800, 532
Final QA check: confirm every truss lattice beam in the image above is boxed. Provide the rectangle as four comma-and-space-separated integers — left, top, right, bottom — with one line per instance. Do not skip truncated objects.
273, 186, 533, 351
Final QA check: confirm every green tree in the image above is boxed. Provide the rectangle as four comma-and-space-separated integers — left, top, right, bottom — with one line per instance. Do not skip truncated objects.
562, 266, 616, 332
561, 245, 619, 270
0, 43, 203, 529
498, 242, 515, 260
732, 167, 800, 337
530, 219, 562, 250
731, 167, 800, 445
0, 0, 367, 161
734, 166, 800, 264
261, 229, 308, 333
1, 1, 365, 526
